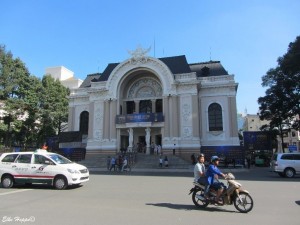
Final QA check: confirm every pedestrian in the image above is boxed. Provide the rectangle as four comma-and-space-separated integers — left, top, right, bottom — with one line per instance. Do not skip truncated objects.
107, 156, 111, 170
121, 157, 128, 172
164, 156, 169, 167
232, 158, 236, 168
159, 156, 163, 168
173, 144, 176, 155
151, 142, 155, 154
247, 156, 251, 169
110, 157, 116, 171
157, 145, 161, 155
191, 154, 196, 165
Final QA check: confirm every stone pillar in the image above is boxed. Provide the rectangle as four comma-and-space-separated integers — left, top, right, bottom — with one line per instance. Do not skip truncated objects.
134, 100, 140, 113
163, 96, 170, 138
151, 99, 156, 113
123, 101, 127, 115
110, 100, 117, 140
103, 101, 110, 140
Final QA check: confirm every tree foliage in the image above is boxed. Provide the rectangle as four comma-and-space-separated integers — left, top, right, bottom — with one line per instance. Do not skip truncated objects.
258, 36, 300, 129
0, 45, 70, 149
258, 36, 300, 151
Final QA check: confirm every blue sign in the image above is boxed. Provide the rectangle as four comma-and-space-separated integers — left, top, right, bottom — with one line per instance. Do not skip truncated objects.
288, 145, 298, 152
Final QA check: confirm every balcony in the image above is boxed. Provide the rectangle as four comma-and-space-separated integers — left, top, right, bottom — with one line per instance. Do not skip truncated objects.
115, 113, 164, 124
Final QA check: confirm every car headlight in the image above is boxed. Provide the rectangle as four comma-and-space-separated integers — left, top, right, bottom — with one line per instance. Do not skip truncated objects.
67, 169, 80, 174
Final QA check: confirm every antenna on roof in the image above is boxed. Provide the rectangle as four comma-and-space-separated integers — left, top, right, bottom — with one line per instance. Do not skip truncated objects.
153, 37, 156, 57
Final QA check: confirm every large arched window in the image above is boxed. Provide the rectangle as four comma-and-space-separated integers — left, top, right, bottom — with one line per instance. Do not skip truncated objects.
80, 111, 89, 134
208, 103, 223, 131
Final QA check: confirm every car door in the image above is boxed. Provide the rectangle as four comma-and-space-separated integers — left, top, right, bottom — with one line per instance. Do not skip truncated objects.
13, 154, 33, 184
30, 154, 56, 185
293, 154, 300, 172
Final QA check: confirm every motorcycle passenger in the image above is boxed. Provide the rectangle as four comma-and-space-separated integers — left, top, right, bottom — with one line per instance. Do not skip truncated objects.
205, 156, 226, 204
193, 154, 207, 185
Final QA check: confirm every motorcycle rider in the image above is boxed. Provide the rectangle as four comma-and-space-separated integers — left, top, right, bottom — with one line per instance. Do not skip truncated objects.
193, 154, 206, 185
205, 156, 226, 204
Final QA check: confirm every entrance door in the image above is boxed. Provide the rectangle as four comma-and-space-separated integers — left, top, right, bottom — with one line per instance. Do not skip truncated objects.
155, 135, 162, 146
120, 135, 129, 152
138, 136, 146, 153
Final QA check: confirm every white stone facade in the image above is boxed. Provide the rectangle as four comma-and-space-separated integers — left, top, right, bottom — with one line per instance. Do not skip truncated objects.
68, 50, 240, 156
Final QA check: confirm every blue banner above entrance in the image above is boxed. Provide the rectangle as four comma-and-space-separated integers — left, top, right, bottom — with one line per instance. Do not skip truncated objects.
116, 113, 164, 124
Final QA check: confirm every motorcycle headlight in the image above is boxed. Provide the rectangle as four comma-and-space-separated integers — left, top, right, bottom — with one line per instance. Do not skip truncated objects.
67, 169, 80, 174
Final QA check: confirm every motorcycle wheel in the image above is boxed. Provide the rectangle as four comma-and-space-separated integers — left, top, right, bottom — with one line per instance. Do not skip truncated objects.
192, 189, 209, 208
233, 192, 254, 213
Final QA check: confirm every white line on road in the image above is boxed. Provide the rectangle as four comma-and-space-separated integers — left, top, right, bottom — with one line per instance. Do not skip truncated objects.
0, 189, 33, 196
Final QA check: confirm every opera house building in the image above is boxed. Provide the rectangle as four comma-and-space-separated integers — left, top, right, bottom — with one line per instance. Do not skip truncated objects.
67, 47, 241, 160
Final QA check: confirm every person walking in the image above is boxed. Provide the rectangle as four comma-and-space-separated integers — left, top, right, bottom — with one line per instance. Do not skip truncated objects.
109, 157, 116, 171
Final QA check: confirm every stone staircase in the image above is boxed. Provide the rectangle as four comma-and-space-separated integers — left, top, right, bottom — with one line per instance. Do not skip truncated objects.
79, 153, 193, 170
134, 154, 192, 169
80, 154, 110, 169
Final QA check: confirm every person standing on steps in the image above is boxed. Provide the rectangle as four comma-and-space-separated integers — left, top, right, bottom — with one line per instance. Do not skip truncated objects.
164, 156, 169, 167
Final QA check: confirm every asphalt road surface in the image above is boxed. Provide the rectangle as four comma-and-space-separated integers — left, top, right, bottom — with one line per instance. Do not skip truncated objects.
0, 167, 299, 225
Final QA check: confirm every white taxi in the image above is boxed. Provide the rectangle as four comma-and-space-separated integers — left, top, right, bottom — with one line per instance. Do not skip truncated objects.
0, 149, 89, 190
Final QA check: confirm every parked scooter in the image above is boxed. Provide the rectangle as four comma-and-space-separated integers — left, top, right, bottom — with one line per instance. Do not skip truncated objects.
189, 173, 254, 213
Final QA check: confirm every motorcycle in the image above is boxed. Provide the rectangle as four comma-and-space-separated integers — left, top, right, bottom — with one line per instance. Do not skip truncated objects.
189, 173, 254, 213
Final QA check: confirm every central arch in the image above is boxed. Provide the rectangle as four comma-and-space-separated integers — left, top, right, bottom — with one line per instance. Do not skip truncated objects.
105, 57, 176, 99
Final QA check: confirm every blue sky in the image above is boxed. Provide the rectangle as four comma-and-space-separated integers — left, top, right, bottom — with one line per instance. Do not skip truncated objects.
1, 0, 299, 114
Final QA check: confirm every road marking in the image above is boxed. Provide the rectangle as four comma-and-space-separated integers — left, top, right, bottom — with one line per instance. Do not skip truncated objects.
0, 189, 33, 196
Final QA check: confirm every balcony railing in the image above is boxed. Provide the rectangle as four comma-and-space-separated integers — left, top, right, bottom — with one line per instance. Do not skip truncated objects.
115, 113, 164, 124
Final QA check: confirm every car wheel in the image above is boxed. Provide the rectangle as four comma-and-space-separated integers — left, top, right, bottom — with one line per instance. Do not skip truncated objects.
1, 175, 14, 188
54, 176, 68, 190
284, 168, 295, 178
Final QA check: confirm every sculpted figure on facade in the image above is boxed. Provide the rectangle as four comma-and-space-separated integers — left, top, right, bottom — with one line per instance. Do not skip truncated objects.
128, 46, 151, 64
145, 127, 151, 147
128, 128, 133, 148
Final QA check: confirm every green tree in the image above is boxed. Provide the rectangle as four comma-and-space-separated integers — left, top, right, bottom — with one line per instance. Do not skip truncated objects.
0, 45, 70, 149
39, 75, 70, 143
258, 36, 300, 151
0, 45, 32, 147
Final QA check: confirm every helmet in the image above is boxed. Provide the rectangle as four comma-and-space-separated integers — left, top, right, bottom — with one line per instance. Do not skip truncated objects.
211, 156, 220, 162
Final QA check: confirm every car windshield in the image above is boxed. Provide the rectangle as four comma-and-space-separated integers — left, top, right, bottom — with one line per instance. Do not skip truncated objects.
47, 154, 72, 164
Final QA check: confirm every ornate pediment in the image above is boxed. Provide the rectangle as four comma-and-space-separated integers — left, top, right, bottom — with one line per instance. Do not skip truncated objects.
127, 45, 151, 65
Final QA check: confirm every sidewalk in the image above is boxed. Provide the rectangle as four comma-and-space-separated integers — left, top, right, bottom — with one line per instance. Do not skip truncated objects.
87, 166, 249, 173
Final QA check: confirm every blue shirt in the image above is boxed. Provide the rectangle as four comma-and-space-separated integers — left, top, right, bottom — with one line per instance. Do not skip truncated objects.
206, 164, 223, 185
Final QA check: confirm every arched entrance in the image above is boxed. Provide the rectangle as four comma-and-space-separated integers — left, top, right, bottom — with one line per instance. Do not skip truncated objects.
116, 70, 164, 154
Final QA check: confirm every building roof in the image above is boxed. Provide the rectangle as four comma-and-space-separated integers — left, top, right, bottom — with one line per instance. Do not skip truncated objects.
80, 73, 101, 88
158, 55, 192, 74
97, 63, 119, 82
189, 61, 229, 77
80, 56, 229, 87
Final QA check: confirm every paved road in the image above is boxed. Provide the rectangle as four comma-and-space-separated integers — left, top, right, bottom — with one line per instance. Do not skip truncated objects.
0, 167, 299, 225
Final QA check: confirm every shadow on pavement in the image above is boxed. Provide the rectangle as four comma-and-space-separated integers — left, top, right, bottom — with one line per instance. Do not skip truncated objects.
146, 202, 237, 213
